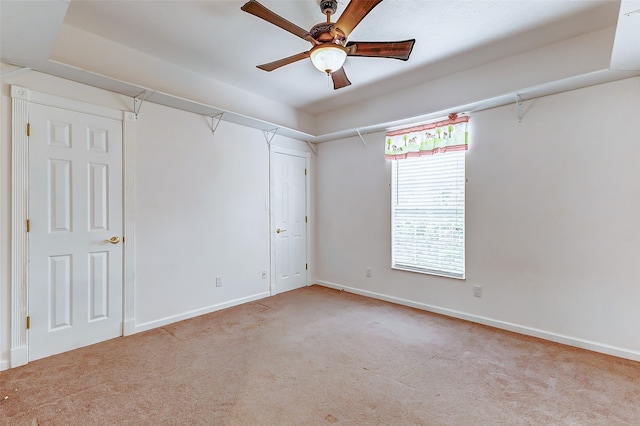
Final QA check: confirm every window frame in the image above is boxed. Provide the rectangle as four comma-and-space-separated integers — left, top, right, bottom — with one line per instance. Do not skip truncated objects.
390, 151, 466, 279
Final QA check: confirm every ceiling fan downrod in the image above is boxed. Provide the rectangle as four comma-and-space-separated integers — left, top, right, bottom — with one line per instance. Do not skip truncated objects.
320, 0, 338, 21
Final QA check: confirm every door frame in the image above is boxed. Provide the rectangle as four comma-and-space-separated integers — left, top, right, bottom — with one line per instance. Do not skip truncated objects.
268, 145, 311, 295
10, 85, 136, 368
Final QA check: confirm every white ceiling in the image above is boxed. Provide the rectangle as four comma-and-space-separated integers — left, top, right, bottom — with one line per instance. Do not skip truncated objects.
59, 0, 616, 114
1, 0, 639, 139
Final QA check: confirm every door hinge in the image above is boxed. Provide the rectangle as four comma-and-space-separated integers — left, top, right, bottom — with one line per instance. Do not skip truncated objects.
305, 263, 308, 270
304, 168, 307, 176
26, 219, 30, 232
26, 123, 31, 137
26, 316, 30, 329
305, 216, 308, 223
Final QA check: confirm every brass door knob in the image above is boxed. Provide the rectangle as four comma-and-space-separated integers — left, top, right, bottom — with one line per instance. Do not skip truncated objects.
105, 236, 121, 244
276, 228, 287, 234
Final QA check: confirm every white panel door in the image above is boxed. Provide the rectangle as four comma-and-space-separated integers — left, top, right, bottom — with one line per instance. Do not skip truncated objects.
273, 151, 307, 294
28, 103, 123, 361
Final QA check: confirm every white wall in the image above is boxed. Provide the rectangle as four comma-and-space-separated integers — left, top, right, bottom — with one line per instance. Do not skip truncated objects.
315, 77, 640, 360
131, 101, 312, 330
2, 67, 638, 368
0, 68, 314, 369
314, 26, 616, 135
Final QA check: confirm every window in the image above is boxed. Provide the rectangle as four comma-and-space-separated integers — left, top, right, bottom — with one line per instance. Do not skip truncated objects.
391, 153, 465, 278
387, 115, 468, 279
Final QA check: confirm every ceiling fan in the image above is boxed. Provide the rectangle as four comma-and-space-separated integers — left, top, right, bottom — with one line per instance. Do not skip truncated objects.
241, 0, 415, 90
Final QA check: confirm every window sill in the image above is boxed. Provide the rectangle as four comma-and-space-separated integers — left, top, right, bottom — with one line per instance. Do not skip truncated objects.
392, 265, 465, 280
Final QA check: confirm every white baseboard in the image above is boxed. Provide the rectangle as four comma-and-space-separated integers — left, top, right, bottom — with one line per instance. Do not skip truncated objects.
122, 319, 136, 336
316, 280, 640, 362
1, 293, 271, 370
132, 291, 271, 334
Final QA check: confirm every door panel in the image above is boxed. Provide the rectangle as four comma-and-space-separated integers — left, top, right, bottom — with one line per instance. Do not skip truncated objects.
49, 255, 72, 329
273, 151, 307, 293
28, 103, 123, 361
88, 162, 109, 230
49, 159, 72, 232
88, 251, 109, 320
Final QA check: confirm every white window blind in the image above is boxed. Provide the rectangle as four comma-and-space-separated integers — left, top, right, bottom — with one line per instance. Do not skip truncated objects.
391, 151, 465, 279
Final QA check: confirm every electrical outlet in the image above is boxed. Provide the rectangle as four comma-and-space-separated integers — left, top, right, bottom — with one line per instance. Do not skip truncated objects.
366, 268, 372, 278
473, 285, 482, 298
216, 276, 223, 287
262, 270, 267, 279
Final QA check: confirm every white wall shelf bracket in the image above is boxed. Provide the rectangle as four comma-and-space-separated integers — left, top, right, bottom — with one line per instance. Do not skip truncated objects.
516, 93, 524, 123
305, 140, 318, 155
264, 128, 279, 145
133, 90, 153, 118
211, 112, 224, 135
356, 129, 368, 148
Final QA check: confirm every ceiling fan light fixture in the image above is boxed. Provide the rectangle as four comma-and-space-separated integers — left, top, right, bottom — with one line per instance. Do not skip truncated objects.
310, 44, 347, 75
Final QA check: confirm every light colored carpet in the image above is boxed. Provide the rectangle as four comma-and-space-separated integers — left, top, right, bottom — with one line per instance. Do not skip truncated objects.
1, 285, 639, 425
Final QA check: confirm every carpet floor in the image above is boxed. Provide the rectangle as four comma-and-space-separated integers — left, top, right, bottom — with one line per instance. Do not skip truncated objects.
1, 285, 639, 425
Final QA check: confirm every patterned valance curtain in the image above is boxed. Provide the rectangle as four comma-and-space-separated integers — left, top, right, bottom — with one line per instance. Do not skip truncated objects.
385, 114, 469, 160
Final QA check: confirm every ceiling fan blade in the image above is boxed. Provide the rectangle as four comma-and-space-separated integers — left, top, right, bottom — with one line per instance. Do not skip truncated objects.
331, 67, 352, 90
346, 39, 415, 60
332, 0, 383, 39
257, 52, 310, 72
241, 0, 311, 40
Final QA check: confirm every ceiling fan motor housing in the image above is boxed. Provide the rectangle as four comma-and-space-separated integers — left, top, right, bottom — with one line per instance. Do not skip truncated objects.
310, 22, 338, 43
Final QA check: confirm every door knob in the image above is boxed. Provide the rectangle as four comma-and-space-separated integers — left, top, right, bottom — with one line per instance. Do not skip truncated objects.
276, 228, 287, 234
105, 236, 121, 244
